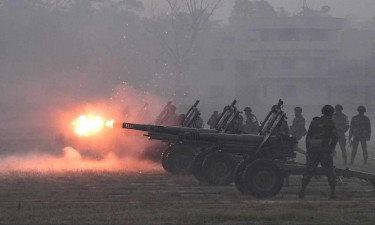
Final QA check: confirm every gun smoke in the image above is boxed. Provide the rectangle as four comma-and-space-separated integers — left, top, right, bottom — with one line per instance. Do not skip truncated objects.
0, 84, 166, 173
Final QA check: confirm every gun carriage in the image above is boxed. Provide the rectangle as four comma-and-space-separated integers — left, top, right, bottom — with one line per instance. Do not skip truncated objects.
121, 100, 375, 198
123, 100, 241, 176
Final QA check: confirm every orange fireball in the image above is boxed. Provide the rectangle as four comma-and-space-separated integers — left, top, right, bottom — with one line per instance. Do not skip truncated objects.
72, 115, 114, 136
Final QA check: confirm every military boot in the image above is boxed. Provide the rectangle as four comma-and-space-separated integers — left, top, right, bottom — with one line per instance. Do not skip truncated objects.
330, 188, 336, 199
298, 189, 305, 199
299, 179, 308, 199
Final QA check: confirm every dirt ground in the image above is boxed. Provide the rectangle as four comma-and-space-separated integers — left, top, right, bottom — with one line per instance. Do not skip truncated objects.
0, 168, 374, 225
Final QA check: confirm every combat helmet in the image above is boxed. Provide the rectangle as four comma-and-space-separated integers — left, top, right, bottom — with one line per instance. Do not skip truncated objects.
294, 107, 302, 113
244, 107, 252, 113
357, 105, 366, 113
322, 105, 334, 117
335, 104, 343, 111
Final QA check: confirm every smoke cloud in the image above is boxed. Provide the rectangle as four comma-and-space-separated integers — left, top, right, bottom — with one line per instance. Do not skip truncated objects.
0, 147, 162, 172
0, 83, 167, 173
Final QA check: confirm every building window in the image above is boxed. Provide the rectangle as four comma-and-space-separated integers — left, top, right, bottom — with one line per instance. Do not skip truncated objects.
235, 60, 257, 77
281, 85, 297, 98
260, 30, 272, 41
262, 58, 268, 70
313, 57, 325, 70
278, 29, 300, 41
310, 29, 328, 41
281, 57, 296, 70
221, 36, 235, 44
210, 58, 224, 72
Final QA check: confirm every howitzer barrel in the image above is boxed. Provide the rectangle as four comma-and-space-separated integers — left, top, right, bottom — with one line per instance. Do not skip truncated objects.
121, 122, 214, 134
183, 132, 266, 143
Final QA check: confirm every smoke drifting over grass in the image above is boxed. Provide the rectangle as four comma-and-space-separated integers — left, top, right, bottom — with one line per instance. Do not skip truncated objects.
0, 147, 162, 173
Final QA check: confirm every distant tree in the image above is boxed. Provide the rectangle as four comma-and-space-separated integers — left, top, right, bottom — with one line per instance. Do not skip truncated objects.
147, 0, 221, 90
0, 0, 150, 98
229, 0, 276, 24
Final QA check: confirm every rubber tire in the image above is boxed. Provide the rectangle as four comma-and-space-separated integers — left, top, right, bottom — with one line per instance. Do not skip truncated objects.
192, 151, 207, 183
202, 152, 236, 186
234, 160, 252, 194
242, 159, 284, 198
371, 179, 375, 187
165, 145, 195, 175
161, 146, 173, 172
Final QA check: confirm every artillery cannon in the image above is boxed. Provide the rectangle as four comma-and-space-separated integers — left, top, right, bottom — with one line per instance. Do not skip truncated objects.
179, 100, 375, 197
122, 100, 241, 176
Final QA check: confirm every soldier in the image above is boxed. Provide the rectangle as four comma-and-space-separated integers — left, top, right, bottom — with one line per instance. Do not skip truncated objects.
332, 104, 350, 165
163, 105, 181, 126
228, 113, 244, 134
192, 115, 204, 128
242, 107, 259, 134
207, 110, 219, 129
349, 106, 371, 165
299, 105, 338, 199
290, 107, 307, 141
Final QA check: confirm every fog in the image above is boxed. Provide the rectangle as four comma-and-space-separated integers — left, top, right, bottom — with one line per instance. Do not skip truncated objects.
0, 0, 374, 171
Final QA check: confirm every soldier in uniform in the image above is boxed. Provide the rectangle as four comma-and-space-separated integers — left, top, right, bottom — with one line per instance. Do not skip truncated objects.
242, 107, 259, 134
192, 115, 204, 128
228, 113, 244, 134
290, 107, 307, 141
332, 104, 350, 165
349, 106, 371, 165
207, 110, 219, 129
299, 105, 338, 199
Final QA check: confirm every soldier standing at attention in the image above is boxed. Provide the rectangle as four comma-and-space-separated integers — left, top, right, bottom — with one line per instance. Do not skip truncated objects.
243, 107, 259, 134
299, 105, 338, 199
290, 107, 307, 141
332, 104, 350, 165
349, 106, 371, 165
207, 110, 219, 129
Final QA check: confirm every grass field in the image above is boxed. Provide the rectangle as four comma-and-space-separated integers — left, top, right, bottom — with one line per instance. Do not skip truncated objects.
0, 168, 374, 225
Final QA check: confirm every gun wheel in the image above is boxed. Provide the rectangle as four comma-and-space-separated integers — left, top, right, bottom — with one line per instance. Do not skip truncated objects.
203, 152, 235, 186
165, 145, 195, 175
371, 179, 375, 188
161, 147, 173, 172
234, 159, 253, 194
192, 151, 207, 183
242, 159, 284, 198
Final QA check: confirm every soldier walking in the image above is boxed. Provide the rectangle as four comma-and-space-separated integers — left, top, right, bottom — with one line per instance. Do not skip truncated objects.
242, 107, 259, 134
349, 106, 371, 165
207, 110, 219, 129
332, 104, 350, 165
299, 105, 338, 199
290, 107, 307, 141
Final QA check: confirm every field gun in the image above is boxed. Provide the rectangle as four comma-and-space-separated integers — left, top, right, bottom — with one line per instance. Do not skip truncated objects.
121, 100, 241, 175
181, 99, 297, 189
181, 100, 375, 197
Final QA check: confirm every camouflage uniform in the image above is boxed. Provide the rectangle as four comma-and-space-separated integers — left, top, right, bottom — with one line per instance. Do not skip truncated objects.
207, 111, 219, 129
349, 111, 371, 165
290, 115, 307, 141
192, 116, 204, 128
228, 114, 244, 134
300, 112, 338, 199
243, 113, 259, 134
332, 111, 349, 164
276, 119, 290, 137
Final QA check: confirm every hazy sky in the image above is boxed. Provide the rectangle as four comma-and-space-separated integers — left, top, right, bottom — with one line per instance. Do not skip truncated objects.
143, 0, 375, 22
